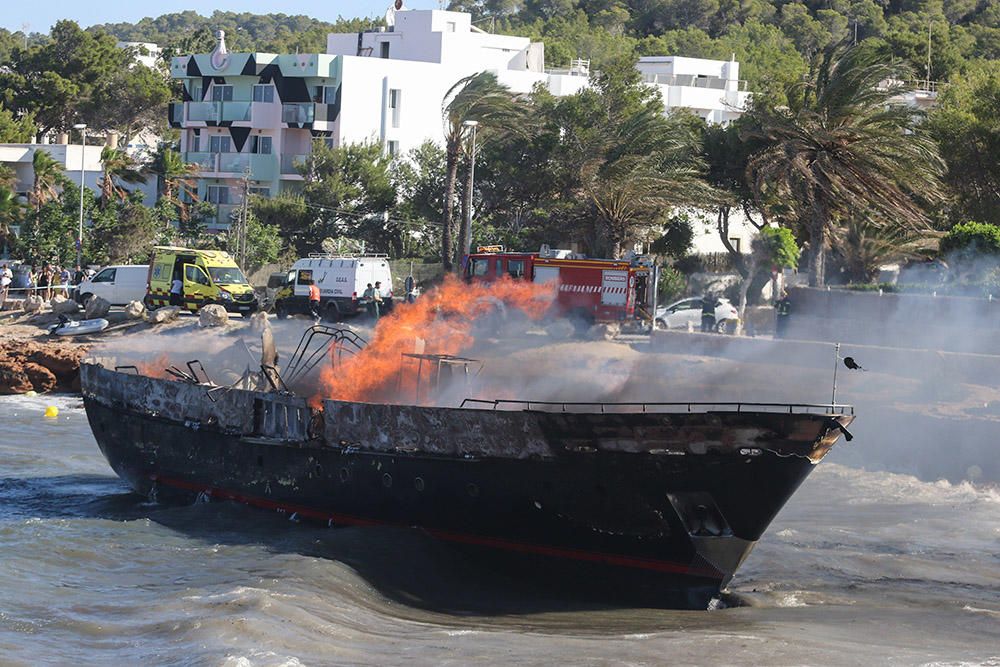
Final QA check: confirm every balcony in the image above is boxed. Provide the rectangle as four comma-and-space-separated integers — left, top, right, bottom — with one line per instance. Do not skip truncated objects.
183, 153, 278, 181
280, 154, 309, 176
185, 100, 253, 123
282, 103, 315, 124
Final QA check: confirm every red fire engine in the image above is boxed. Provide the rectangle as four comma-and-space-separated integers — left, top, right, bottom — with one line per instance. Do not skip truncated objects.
465, 245, 656, 324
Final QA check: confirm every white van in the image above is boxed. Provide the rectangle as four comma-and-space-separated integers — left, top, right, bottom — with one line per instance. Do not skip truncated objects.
272, 254, 393, 320
76, 265, 150, 306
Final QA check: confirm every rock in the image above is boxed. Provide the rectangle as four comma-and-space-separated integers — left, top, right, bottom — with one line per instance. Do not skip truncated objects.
23, 295, 44, 313
148, 306, 181, 324
84, 295, 111, 319
0, 362, 33, 394
124, 300, 146, 320
587, 322, 620, 341
50, 295, 81, 315
248, 310, 269, 333
22, 362, 57, 393
28, 345, 86, 381
199, 304, 230, 327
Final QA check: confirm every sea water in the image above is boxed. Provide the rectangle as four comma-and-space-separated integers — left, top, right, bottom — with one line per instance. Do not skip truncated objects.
1, 394, 998, 666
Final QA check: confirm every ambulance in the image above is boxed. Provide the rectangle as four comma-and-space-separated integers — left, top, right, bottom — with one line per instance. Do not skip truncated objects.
271, 254, 393, 320
146, 246, 259, 317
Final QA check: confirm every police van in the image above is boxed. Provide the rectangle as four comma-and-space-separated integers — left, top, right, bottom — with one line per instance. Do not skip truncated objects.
271, 254, 393, 320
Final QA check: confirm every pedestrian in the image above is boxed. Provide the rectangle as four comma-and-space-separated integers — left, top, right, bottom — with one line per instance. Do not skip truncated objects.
59, 266, 71, 298
26, 265, 35, 298
0, 263, 11, 310
700, 292, 716, 333
169, 273, 184, 307
38, 263, 51, 301
308, 280, 322, 322
775, 289, 791, 339
373, 281, 384, 319
362, 283, 375, 318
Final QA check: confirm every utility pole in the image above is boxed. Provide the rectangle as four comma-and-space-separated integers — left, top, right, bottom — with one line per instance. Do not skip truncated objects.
237, 169, 251, 270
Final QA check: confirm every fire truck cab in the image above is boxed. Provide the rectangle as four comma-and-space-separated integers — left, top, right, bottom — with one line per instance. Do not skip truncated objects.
465, 245, 656, 325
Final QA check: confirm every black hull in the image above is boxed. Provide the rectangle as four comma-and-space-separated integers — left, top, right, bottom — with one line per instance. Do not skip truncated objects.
80, 364, 852, 608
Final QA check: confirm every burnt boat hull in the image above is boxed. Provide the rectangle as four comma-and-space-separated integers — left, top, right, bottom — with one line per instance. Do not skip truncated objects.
81, 364, 852, 608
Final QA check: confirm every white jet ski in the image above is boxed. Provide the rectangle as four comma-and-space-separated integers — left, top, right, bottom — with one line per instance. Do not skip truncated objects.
48, 317, 110, 336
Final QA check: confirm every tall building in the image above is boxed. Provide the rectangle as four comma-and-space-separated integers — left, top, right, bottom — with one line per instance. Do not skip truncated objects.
167, 8, 753, 230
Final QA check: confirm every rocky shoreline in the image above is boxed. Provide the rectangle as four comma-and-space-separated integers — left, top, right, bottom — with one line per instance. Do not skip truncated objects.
0, 339, 89, 394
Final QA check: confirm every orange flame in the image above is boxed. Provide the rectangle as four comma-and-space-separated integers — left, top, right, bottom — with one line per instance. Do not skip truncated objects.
311, 275, 555, 407
134, 353, 172, 379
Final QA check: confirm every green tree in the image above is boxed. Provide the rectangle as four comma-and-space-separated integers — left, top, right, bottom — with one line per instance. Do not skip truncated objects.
0, 186, 25, 250
251, 194, 315, 257
300, 141, 399, 254
831, 214, 938, 283
928, 60, 1000, 226
0, 105, 35, 143
441, 71, 524, 270
90, 194, 160, 264
746, 44, 944, 286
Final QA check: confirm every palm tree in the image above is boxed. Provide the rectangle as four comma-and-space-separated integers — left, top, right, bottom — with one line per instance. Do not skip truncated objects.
99, 146, 147, 207
576, 108, 716, 258
0, 186, 25, 249
0, 165, 17, 191
148, 145, 200, 223
441, 72, 524, 271
831, 214, 939, 284
745, 44, 945, 287
29, 149, 66, 212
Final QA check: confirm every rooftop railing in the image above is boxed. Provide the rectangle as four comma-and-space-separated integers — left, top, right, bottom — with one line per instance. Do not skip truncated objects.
641, 73, 749, 91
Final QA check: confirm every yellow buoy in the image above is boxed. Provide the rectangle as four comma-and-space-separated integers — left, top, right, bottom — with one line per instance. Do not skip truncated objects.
44, 405, 59, 418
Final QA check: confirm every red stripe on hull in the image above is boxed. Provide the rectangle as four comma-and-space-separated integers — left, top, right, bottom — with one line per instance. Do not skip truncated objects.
153, 474, 720, 579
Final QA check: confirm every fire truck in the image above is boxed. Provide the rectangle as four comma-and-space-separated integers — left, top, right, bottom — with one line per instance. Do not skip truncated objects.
464, 245, 657, 325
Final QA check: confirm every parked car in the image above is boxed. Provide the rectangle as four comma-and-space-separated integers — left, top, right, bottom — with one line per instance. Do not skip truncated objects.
655, 297, 739, 333
76, 265, 150, 306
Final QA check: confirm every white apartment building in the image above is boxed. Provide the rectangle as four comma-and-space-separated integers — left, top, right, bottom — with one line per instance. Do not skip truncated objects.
168, 7, 753, 229
637, 56, 749, 125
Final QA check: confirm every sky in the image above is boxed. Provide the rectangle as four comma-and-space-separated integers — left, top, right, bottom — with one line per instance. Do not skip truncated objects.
1, 1, 443, 33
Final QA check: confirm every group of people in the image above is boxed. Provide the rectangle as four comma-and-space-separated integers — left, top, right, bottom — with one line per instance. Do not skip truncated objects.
0, 262, 93, 308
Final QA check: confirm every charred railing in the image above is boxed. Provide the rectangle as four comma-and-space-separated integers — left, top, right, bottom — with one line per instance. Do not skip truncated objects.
459, 399, 855, 415
282, 325, 367, 388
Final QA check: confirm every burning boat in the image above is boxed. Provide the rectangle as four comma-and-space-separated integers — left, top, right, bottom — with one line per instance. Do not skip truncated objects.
80, 279, 855, 608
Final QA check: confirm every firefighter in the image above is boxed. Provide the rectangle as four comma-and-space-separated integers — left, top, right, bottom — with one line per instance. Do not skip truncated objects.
775, 289, 791, 339
701, 293, 717, 333
309, 280, 321, 322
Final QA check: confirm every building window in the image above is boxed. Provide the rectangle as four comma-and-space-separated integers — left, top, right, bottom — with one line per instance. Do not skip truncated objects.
189, 82, 203, 101
323, 137, 336, 149
446, 21, 456, 32
323, 86, 338, 104
386, 140, 400, 157
206, 185, 231, 204
729, 237, 741, 253
251, 136, 272, 155
252, 85, 274, 103
209, 136, 232, 153
249, 186, 271, 197
389, 89, 401, 128
211, 85, 234, 102
380, 42, 390, 58
190, 132, 200, 152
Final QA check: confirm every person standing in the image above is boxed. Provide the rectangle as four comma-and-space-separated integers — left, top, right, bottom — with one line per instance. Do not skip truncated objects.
372, 281, 384, 320
58, 266, 71, 298
309, 280, 321, 322
700, 293, 716, 333
169, 273, 184, 307
38, 264, 51, 301
775, 289, 791, 339
362, 283, 375, 318
0, 263, 12, 310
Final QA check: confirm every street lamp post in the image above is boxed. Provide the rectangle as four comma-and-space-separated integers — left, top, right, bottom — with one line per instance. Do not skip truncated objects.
73, 123, 87, 268
460, 119, 479, 261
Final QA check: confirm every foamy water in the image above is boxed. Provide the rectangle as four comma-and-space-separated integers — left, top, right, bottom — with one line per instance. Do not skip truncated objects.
1, 395, 999, 665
